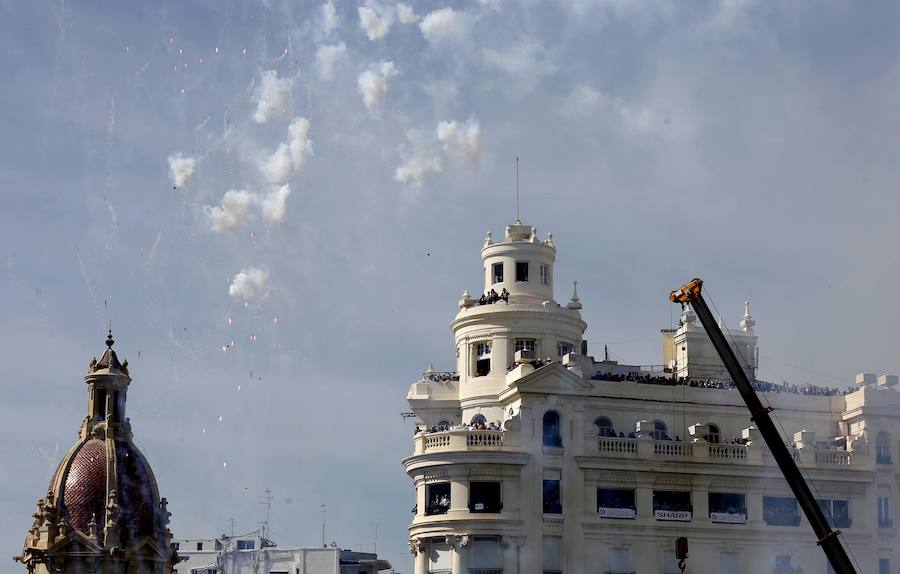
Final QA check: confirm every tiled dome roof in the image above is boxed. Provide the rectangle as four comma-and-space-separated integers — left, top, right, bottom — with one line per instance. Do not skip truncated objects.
60, 439, 107, 533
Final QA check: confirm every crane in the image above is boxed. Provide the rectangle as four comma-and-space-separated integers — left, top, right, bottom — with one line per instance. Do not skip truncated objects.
669, 278, 857, 574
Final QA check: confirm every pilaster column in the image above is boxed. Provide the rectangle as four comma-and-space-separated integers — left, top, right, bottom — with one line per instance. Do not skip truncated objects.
502, 537, 524, 574
447, 535, 470, 574
411, 539, 428, 574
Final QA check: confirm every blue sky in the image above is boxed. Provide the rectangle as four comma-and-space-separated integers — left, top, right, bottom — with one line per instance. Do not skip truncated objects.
3, 0, 900, 571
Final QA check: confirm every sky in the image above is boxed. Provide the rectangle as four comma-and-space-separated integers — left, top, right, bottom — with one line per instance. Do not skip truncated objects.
2, 0, 900, 571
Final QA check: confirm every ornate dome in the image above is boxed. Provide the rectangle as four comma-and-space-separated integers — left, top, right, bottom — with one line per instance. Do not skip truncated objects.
16, 332, 177, 574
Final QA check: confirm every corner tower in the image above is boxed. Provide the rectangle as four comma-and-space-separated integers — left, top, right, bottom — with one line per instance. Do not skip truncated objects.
15, 332, 178, 574
451, 221, 587, 417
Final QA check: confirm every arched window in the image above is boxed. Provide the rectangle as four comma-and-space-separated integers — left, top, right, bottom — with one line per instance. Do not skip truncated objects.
877, 431, 892, 464
595, 416, 614, 437
471, 414, 487, 426
543, 411, 562, 447
437, 420, 450, 430
707, 424, 721, 444
651, 420, 668, 441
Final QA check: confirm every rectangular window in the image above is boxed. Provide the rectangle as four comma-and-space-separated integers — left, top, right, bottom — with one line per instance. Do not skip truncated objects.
719, 552, 740, 574
425, 483, 451, 515
653, 491, 692, 521
196, 542, 203, 551
237, 540, 255, 550
515, 261, 529, 282
763, 496, 801, 526
515, 339, 536, 353
880, 558, 890, 574
543, 479, 562, 514
597, 488, 636, 519
663, 550, 680, 574
469, 481, 502, 513
475, 342, 491, 377
471, 537, 502, 571
174, 542, 180, 551
709, 492, 747, 523
542, 536, 562, 574
558, 342, 573, 357
817, 499, 851, 529
428, 540, 452, 573
540, 264, 549, 286
492, 262, 503, 284
607, 548, 630, 574
878, 496, 892, 528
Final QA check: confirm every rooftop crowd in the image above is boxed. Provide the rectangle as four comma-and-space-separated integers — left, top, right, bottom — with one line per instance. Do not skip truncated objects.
591, 372, 852, 396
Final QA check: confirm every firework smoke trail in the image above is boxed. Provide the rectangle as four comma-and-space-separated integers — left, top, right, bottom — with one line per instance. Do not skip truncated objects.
75, 250, 105, 331
103, 94, 119, 254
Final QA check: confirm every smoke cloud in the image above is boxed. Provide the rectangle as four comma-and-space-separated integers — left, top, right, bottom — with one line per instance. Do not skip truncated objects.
167, 153, 196, 187
253, 70, 292, 124
394, 130, 445, 188
437, 118, 481, 164
320, 0, 339, 36
358, 61, 398, 118
397, 3, 420, 23
229, 267, 269, 299
259, 117, 313, 184
261, 184, 291, 223
358, 1, 393, 41
419, 8, 469, 44
204, 190, 260, 233
315, 43, 347, 81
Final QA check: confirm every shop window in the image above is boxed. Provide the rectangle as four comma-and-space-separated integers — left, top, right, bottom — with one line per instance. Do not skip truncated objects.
515, 261, 529, 282
543, 411, 561, 447
469, 482, 502, 513
709, 492, 747, 523
543, 480, 562, 514
597, 488, 636, 519
425, 483, 451, 516
492, 262, 503, 284
763, 496, 801, 526
653, 490, 692, 521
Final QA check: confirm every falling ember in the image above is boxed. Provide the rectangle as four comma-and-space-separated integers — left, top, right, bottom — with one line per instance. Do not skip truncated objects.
227, 316, 233, 325
283, 48, 288, 55
181, 88, 185, 95
199, 57, 203, 63
273, 314, 278, 325
223, 461, 228, 468
222, 345, 227, 352
202, 427, 206, 433
230, 340, 235, 347
179, 48, 183, 55
169, 37, 174, 43
242, 48, 247, 55
218, 415, 223, 422
237, 385, 241, 391
250, 231, 255, 239
249, 335, 257, 342
215, 47, 219, 54
244, 301, 248, 308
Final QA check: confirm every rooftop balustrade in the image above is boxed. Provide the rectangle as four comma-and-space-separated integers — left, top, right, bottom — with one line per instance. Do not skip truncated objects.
415, 429, 508, 455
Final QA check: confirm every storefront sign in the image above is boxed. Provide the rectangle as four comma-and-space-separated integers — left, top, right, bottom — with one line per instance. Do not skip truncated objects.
710, 512, 747, 524
654, 510, 692, 522
599, 507, 636, 519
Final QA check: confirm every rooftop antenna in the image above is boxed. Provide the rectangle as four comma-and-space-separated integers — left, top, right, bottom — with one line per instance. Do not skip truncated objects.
258, 489, 273, 538
515, 156, 520, 223
227, 518, 235, 538
320, 504, 326, 548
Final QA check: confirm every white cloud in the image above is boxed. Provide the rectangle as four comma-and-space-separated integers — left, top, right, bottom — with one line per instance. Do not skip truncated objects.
261, 143, 293, 184
419, 7, 469, 44
204, 190, 260, 233
436, 118, 481, 164
315, 42, 347, 81
321, 0, 339, 35
394, 130, 445, 188
396, 3, 420, 23
229, 267, 269, 299
482, 41, 554, 76
287, 117, 314, 171
358, 1, 393, 41
357, 61, 398, 118
167, 153, 196, 187
561, 84, 609, 117
261, 184, 292, 223
253, 70, 292, 124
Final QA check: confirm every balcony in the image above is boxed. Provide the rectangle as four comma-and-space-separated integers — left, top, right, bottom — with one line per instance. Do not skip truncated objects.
594, 437, 858, 468
415, 429, 507, 455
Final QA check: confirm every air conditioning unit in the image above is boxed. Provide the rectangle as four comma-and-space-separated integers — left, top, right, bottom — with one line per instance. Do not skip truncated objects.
515, 349, 536, 364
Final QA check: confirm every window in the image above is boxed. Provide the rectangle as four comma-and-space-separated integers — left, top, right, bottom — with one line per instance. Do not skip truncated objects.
763, 496, 801, 526
174, 542, 180, 551
709, 493, 747, 523
515, 339, 536, 353
470, 414, 487, 426
877, 431, 892, 464
469, 481, 502, 513
597, 488, 635, 519
427, 540, 452, 574
425, 483, 451, 515
707, 423, 721, 444
475, 342, 491, 377
543, 411, 561, 447
492, 262, 503, 284
543, 536, 562, 574
774, 555, 798, 574
817, 499, 851, 529
471, 537, 502, 572
878, 496, 892, 528
719, 552, 740, 574
196, 542, 203, 551
663, 550, 680, 574
651, 420, 668, 440
515, 261, 529, 282
558, 342, 573, 357
540, 264, 549, 286
607, 548, 630, 574
880, 558, 890, 574
543, 480, 562, 514
595, 416, 614, 437
237, 540, 255, 550
653, 491, 692, 521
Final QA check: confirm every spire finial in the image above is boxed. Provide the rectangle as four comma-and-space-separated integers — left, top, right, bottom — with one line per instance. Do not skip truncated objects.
515, 156, 520, 224
567, 280, 582, 310
105, 329, 114, 349
740, 300, 756, 333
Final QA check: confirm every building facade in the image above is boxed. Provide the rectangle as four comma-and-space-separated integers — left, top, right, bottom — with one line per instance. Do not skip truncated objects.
15, 332, 178, 574
173, 533, 391, 574
403, 220, 898, 574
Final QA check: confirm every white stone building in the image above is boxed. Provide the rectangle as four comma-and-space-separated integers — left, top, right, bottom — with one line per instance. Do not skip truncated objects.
173, 533, 391, 574
403, 220, 899, 574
